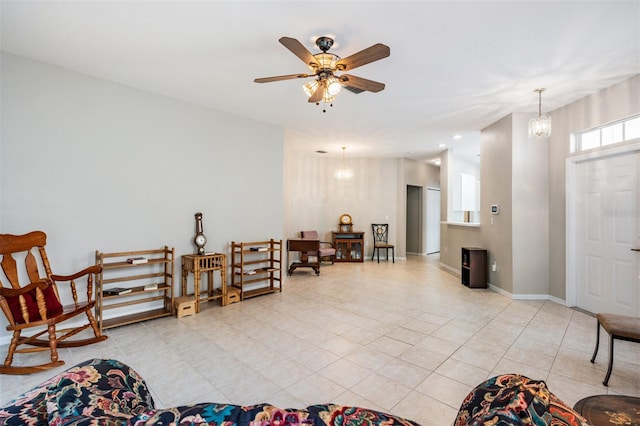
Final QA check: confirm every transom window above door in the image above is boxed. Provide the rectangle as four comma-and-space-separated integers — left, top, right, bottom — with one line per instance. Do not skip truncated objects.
571, 114, 640, 153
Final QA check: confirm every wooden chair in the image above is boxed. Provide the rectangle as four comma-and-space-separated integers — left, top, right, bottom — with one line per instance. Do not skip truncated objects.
0, 231, 107, 374
300, 230, 336, 264
371, 224, 394, 263
590, 312, 640, 386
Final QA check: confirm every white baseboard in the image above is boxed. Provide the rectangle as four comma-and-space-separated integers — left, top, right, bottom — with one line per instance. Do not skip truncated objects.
487, 283, 511, 298
488, 282, 567, 305
365, 256, 406, 261
439, 262, 460, 276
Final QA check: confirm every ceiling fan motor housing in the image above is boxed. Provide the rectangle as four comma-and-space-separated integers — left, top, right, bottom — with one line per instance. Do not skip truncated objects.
315, 36, 334, 52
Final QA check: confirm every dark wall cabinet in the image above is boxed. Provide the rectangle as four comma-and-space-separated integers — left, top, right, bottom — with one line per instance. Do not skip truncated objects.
461, 247, 487, 288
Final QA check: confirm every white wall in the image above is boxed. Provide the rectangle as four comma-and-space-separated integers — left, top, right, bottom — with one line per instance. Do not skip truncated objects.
283, 147, 403, 258
1, 54, 284, 337
511, 113, 549, 296
548, 74, 640, 300
479, 115, 514, 292
476, 76, 639, 300
478, 113, 550, 296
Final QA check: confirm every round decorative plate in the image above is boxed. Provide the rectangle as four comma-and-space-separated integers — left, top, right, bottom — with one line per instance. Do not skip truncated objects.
339, 213, 352, 225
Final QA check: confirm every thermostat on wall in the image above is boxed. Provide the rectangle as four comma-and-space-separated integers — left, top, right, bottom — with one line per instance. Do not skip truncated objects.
491, 204, 500, 215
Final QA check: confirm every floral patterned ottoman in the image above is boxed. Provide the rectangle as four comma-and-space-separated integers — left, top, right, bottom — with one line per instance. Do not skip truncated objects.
0, 358, 419, 426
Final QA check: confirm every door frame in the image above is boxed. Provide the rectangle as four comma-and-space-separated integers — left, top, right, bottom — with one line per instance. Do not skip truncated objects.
566, 141, 640, 307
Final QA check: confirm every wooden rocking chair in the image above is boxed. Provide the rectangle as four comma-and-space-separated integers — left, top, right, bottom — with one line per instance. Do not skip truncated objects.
0, 231, 107, 374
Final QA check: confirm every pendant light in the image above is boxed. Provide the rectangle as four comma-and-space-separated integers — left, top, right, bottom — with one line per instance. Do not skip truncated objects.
529, 88, 552, 138
335, 147, 353, 180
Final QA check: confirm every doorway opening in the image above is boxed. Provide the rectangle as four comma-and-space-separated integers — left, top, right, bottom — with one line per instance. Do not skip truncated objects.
406, 186, 441, 256
406, 185, 422, 255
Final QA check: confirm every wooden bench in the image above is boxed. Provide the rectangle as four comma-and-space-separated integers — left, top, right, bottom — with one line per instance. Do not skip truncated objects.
590, 313, 640, 386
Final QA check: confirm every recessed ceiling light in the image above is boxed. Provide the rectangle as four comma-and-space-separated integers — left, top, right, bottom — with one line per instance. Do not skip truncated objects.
438, 143, 446, 148
452, 134, 462, 140
433, 159, 441, 165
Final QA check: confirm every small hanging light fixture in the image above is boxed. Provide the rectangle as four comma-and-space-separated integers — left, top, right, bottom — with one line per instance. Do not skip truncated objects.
529, 88, 552, 138
335, 146, 353, 180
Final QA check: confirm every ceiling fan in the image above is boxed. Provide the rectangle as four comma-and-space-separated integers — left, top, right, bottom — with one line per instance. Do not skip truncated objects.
254, 36, 390, 111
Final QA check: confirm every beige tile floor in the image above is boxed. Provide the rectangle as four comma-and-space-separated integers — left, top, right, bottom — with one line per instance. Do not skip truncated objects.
1, 255, 639, 425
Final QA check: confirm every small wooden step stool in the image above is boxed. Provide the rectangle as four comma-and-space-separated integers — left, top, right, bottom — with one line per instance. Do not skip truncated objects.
175, 296, 196, 318
224, 288, 241, 305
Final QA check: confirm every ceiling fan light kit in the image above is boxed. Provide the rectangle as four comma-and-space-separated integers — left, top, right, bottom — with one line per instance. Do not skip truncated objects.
254, 35, 390, 113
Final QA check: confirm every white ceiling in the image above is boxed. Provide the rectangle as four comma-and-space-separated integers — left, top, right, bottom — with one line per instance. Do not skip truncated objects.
1, 1, 639, 163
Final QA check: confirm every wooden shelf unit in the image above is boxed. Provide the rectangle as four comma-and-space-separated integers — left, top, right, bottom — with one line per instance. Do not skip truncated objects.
332, 231, 365, 262
461, 247, 487, 288
231, 239, 282, 300
95, 246, 174, 332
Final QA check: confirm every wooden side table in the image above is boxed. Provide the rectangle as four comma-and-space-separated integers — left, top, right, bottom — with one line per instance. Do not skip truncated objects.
461, 247, 487, 288
574, 395, 640, 426
181, 253, 227, 312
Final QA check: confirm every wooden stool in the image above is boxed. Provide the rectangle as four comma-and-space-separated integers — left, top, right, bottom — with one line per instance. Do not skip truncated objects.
224, 288, 241, 305
175, 296, 196, 318
590, 313, 640, 386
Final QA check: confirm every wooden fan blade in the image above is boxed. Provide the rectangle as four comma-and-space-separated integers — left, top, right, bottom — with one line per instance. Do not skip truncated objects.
254, 73, 311, 83
336, 43, 390, 71
279, 37, 320, 68
308, 84, 324, 103
339, 74, 385, 93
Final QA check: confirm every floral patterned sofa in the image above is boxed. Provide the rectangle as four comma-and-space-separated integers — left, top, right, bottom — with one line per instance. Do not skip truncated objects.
0, 358, 418, 426
454, 374, 589, 426
0, 358, 589, 425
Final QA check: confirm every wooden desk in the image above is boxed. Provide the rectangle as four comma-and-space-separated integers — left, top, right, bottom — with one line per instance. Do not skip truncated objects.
287, 239, 320, 275
181, 253, 227, 312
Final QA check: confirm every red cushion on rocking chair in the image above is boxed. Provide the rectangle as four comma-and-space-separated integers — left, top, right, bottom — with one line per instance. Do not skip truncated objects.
6, 285, 63, 324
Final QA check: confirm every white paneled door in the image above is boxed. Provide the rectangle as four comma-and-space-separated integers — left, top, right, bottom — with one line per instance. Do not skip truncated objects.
575, 150, 640, 316
426, 188, 440, 254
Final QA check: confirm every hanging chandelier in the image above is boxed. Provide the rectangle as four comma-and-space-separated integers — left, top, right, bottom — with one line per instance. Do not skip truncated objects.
335, 146, 353, 180
529, 88, 552, 138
